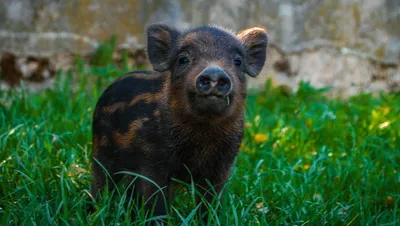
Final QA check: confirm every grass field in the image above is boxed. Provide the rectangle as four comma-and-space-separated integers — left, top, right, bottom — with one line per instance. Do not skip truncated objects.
0, 54, 399, 225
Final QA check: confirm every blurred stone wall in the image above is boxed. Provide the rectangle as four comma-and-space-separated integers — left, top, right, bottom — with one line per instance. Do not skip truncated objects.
0, 0, 399, 95
1, 0, 399, 61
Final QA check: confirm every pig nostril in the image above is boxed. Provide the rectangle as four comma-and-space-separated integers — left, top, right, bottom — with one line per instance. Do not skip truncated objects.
196, 75, 212, 93
199, 76, 210, 85
217, 78, 231, 95
219, 78, 229, 86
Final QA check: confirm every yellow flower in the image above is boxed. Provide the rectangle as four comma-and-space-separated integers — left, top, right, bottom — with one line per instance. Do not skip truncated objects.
240, 143, 254, 153
303, 164, 311, 170
254, 134, 268, 144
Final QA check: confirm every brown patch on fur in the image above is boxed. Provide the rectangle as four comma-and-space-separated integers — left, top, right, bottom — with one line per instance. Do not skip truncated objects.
100, 136, 108, 146
102, 92, 164, 115
169, 98, 178, 111
179, 32, 214, 52
112, 118, 149, 149
180, 32, 198, 46
153, 110, 160, 117
160, 74, 171, 100
127, 92, 163, 107
151, 27, 172, 45
102, 102, 127, 114
126, 73, 161, 80
93, 136, 100, 153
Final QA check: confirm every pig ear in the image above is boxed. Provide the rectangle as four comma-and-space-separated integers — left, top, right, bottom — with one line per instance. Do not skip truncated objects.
237, 27, 268, 77
146, 23, 180, 72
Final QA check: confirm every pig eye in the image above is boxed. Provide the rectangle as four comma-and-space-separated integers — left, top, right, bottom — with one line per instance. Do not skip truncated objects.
234, 57, 242, 67
178, 56, 190, 66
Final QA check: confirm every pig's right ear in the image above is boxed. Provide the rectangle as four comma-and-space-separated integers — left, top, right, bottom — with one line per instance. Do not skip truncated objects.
146, 23, 180, 72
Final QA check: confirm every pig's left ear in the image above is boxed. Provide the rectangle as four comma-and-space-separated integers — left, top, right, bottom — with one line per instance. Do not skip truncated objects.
237, 27, 268, 77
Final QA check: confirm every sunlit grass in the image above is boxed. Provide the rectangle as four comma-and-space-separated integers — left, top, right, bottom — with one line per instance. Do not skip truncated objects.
0, 57, 399, 225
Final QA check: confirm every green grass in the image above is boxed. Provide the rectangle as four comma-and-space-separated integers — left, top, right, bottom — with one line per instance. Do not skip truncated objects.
0, 56, 399, 225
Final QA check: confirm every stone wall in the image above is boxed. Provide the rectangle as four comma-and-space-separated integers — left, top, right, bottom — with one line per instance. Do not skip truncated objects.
1, 0, 399, 61
0, 0, 399, 96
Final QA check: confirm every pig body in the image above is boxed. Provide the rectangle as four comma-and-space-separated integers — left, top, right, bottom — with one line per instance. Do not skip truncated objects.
91, 23, 268, 223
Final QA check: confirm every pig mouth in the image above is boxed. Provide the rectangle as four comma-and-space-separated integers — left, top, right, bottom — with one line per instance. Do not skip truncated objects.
197, 94, 229, 101
188, 92, 233, 116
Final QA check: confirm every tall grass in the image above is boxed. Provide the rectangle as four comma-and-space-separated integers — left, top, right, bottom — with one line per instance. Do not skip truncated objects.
0, 51, 399, 225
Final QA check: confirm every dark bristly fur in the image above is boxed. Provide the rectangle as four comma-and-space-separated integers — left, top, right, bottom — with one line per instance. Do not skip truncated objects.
91, 23, 268, 224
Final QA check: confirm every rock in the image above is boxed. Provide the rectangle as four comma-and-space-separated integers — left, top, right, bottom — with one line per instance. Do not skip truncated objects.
251, 46, 399, 97
0, 52, 56, 91
367, 81, 389, 92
